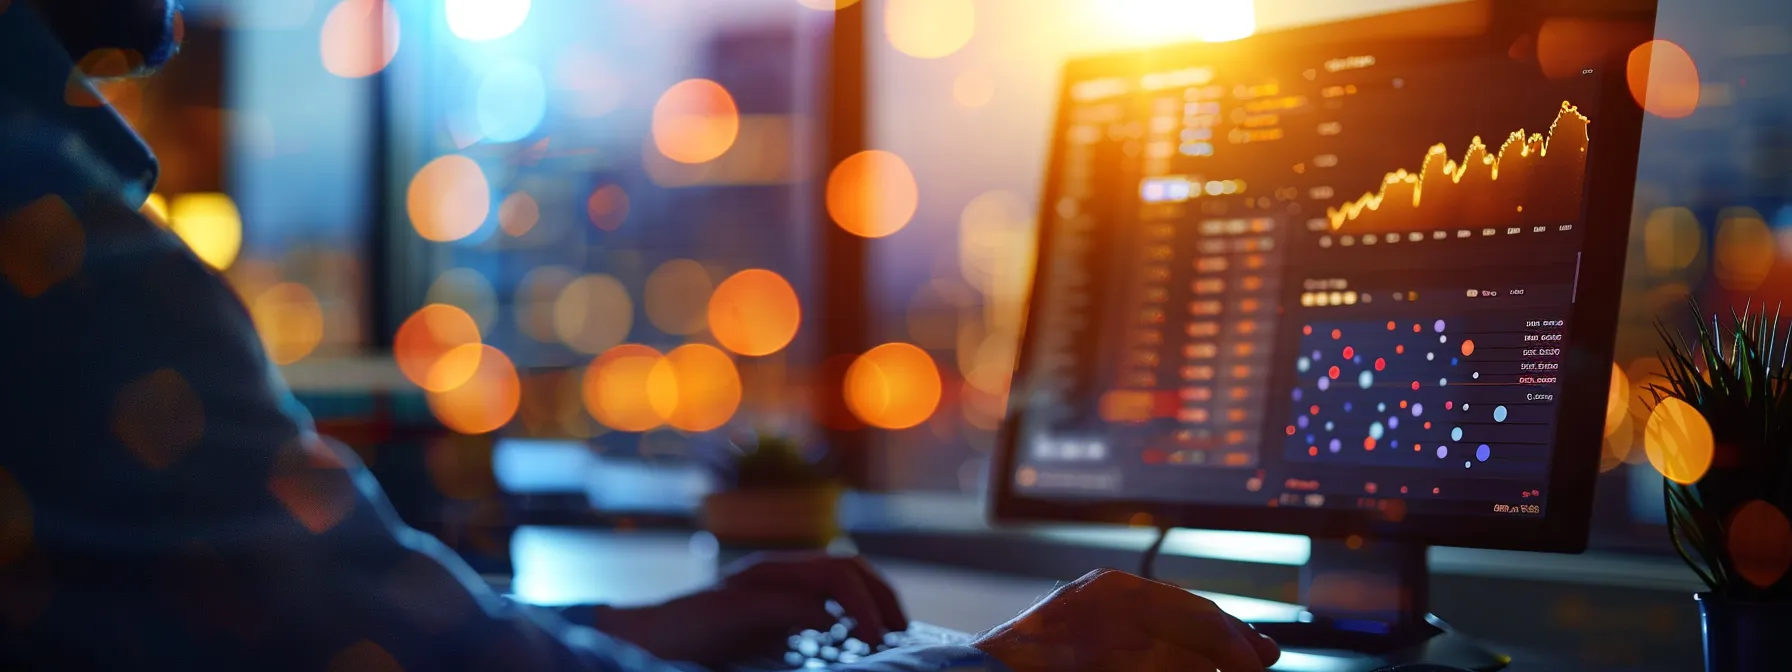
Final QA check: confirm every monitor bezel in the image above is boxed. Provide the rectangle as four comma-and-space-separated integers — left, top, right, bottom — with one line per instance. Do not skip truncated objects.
989, 25, 1647, 554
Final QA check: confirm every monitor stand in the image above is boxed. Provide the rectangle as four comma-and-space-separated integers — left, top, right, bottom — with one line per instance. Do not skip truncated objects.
1247, 538, 1510, 672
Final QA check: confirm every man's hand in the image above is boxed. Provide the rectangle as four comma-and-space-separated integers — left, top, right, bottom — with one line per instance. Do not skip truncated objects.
972, 568, 1280, 672
593, 553, 907, 666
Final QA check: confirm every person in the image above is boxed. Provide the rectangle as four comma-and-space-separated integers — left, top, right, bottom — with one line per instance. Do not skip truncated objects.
0, 1, 1281, 670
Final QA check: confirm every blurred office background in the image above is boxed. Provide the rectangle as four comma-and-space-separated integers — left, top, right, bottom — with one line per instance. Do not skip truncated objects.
96, 0, 1792, 667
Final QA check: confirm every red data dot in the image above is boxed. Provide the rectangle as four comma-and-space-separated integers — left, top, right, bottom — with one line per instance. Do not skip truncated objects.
1414, 444, 1422, 452
1401, 486, 1409, 493
1286, 425, 1297, 436
1396, 345, 1405, 354
1331, 329, 1342, 340
1303, 325, 1312, 335
1413, 324, 1422, 333
1364, 437, 1377, 451
1433, 487, 1441, 494
1309, 405, 1320, 415
1308, 446, 1319, 456
1400, 400, 1408, 409
1411, 381, 1421, 391
1445, 401, 1453, 410
1424, 422, 1432, 429
1387, 321, 1397, 331
1328, 366, 1341, 380
1374, 358, 1386, 371
1343, 346, 1355, 359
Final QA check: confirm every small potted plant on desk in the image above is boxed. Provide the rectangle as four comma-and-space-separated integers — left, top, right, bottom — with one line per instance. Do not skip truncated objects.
699, 434, 843, 550
1648, 302, 1792, 672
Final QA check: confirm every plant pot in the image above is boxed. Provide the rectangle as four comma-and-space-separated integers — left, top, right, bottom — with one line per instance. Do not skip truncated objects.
1697, 593, 1792, 672
700, 486, 841, 550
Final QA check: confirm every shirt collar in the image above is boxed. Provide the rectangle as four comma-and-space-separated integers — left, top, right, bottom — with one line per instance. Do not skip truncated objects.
0, 2, 160, 206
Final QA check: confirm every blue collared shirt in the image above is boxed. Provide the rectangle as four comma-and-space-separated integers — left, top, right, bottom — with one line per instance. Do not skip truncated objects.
0, 5, 1000, 670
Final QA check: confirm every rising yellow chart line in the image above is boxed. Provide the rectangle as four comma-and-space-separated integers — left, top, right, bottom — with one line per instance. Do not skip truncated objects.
1325, 101, 1591, 230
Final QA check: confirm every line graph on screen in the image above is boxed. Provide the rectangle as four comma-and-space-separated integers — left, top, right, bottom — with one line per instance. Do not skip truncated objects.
1326, 101, 1591, 233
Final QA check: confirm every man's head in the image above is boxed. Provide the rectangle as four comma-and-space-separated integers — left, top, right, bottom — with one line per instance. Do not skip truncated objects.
27, 0, 181, 71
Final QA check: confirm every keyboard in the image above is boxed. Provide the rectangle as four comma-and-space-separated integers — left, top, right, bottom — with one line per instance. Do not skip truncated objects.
736, 619, 974, 670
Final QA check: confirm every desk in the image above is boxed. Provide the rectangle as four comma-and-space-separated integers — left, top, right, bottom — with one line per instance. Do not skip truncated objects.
497, 527, 1671, 672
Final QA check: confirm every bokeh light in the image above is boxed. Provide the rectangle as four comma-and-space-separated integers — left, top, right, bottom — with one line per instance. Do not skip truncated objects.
1605, 363, 1630, 438
1728, 500, 1792, 590
1714, 207, 1775, 291
498, 191, 539, 237
885, 0, 976, 59
1643, 397, 1714, 486
0, 467, 33, 568
959, 190, 1034, 296
251, 283, 326, 365
953, 70, 994, 108
326, 640, 404, 672
846, 343, 942, 430
426, 267, 498, 331
111, 368, 204, 470
141, 193, 169, 226
652, 79, 740, 164
582, 344, 671, 432
445, 0, 531, 42
586, 184, 631, 231
426, 344, 520, 435
709, 269, 801, 357
827, 150, 918, 238
1642, 207, 1702, 275
395, 304, 482, 391
515, 266, 575, 343
661, 344, 742, 432
1627, 40, 1700, 119
0, 194, 84, 298
553, 274, 634, 355
169, 193, 243, 271
320, 0, 400, 79
796, 0, 860, 9
645, 259, 713, 335
407, 155, 491, 242
475, 59, 548, 143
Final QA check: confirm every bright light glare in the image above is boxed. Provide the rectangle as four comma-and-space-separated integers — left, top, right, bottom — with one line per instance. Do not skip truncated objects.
446, 0, 532, 42
476, 59, 548, 143
1098, 0, 1255, 44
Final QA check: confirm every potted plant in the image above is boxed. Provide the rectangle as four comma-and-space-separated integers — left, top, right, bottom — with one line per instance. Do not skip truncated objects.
698, 434, 843, 549
1648, 301, 1792, 671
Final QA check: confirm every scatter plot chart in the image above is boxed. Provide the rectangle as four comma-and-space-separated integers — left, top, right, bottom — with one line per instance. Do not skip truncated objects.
1281, 313, 1566, 477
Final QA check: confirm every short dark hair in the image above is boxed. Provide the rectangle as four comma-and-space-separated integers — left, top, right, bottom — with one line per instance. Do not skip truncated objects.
30, 0, 181, 71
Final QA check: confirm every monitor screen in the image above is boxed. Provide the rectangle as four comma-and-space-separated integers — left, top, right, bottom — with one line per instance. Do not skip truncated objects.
1003, 37, 1615, 526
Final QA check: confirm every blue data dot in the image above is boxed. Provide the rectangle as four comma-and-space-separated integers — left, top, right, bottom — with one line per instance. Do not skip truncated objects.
1370, 422, 1385, 440
1292, 388, 1303, 402
1318, 377, 1331, 391
1344, 402, 1353, 412
1494, 406, 1509, 422
1477, 444, 1491, 462
1358, 371, 1374, 389
1306, 434, 1316, 444
1325, 421, 1335, 431
1437, 445, 1449, 459
1435, 319, 1447, 333
1451, 427, 1464, 441
1329, 438, 1342, 453
1378, 402, 1387, 412
1312, 350, 1323, 362
1411, 402, 1424, 417
1298, 415, 1310, 429
1390, 439, 1399, 448
1388, 416, 1399, 429
1297, 357, 1311, 373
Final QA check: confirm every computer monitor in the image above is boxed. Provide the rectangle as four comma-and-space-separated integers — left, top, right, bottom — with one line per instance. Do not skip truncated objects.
991, 6, 1649, 669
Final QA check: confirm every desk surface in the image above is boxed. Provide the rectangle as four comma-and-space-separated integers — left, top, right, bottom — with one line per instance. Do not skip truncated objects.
500, 527, 1671, 672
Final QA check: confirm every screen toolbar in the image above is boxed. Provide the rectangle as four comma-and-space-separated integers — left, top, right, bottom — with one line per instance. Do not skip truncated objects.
1009, 43, 1603, 521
